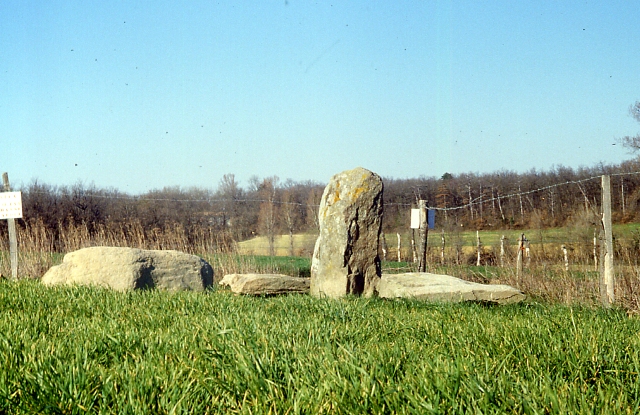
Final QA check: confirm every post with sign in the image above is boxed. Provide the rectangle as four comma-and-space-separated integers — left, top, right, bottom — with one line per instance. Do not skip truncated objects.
410, 206, 420, 267
411, 201, 435, 272
1, 173, 22, 280
411, 200, 427, 272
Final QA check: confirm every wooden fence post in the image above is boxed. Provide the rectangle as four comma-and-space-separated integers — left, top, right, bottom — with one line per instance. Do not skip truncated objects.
396, 233, 402, 262
411, 235, 417, 263
2, 173, 18, 280
516, 233, 524, 281
562, 244, 569, 271
500, 235, 505, 267
601, 175, 615, 307
440, 229, 446, 265
593, 230, 599, 272
381, 232, 388, 262
476, 230, 481, 266
418, 200, 428, 272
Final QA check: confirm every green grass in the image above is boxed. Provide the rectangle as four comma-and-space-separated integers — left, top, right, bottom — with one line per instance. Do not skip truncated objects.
231, 223, 640, 261
1, 280, 639, 414
245, 255, 313, 278
201, 254, 416, 279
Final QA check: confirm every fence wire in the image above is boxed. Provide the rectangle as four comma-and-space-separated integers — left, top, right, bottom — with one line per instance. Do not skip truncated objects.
23, 170, 640, 212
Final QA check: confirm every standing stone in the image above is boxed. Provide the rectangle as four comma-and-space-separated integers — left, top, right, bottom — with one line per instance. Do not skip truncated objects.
310, 167, 383, 298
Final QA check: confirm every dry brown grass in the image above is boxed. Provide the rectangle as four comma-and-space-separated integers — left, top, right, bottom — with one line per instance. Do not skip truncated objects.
2, 220, 640, 312
0, 220, 243, 279
236, 233, 318, 257
423, 254, 640, 311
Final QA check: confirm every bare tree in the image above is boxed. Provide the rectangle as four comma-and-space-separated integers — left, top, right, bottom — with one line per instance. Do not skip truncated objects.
257, 176, 279, 256
216, 173, 242, 238
306, 187, 322, 231
618, 101, 640, 153
281, 183, 299, 256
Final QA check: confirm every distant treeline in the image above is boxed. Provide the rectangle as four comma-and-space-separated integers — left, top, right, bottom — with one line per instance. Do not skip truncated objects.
6, 159, 640, 252
385, 159, 640, 231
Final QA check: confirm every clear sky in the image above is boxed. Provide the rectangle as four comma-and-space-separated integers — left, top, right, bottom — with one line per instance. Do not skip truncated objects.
1, 1, 639, 194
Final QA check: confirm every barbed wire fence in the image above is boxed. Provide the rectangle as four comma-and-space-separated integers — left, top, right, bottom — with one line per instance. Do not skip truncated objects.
17, 171, 640, 264
7, 171, 640, 306
24, 170, 640, 207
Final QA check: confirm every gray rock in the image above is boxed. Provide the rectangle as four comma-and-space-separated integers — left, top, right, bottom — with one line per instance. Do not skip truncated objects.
310, 167, 384, 298
378, 273, 525, 304
41, 246, 213, 291
219, 273, 310, 295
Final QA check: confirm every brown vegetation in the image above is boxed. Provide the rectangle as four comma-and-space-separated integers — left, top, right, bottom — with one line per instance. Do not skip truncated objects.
2, 217, 640, 311
383, 159, 640, 233
7, 159, 640, 252
3, 159, 640, 310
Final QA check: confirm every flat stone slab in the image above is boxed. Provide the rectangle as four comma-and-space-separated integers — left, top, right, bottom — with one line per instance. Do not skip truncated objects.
378, 273, 525, 304
219, 273, 310, 295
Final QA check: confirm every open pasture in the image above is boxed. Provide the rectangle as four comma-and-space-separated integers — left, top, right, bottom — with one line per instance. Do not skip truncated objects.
234, 222, 640, 259
0, 220, 640, 412
2, 219, 640, 309
1, 280, 639, 414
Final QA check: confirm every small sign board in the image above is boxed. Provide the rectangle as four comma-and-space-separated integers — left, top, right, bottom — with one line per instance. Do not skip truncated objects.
0, 191, 22, 219
428, 209, 435, 230
410, 208, 436, 230
410, 208, 420, 229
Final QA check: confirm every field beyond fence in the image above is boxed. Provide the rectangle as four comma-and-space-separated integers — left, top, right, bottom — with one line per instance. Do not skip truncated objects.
1, 219, 640, 311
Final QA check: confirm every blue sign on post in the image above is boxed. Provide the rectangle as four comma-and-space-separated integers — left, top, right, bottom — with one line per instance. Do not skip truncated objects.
428, 209, 435, 230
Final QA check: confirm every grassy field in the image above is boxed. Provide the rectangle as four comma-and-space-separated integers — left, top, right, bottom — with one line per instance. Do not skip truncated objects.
1, 279, 639, 414
206, 254, 314, 278
235, 223, 640, 258
1, 220, 640, 412
237, 234, 318, 257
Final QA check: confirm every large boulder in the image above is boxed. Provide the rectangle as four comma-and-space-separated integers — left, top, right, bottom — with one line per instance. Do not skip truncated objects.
41, 247, 214, 291
219, 273, 310, 295
378, 273, 525, 304
310, 167, 384, 298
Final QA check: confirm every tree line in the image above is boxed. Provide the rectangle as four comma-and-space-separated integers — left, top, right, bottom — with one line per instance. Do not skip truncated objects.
8, 175, 326, 253
385, 159, 640, 232
2, 156, 640, 255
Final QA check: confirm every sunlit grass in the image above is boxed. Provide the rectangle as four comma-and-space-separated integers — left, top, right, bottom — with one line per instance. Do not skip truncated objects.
0, 280, 639, 414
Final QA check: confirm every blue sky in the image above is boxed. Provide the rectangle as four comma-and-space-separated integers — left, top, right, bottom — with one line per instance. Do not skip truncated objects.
1, 1, 639, 194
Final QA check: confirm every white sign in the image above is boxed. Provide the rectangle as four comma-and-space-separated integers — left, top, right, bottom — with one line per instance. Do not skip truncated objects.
410, 208, 421, 229
0, 191, 22, 219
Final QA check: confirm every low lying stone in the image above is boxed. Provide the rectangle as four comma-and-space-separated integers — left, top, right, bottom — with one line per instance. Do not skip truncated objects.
219, 273, 310, 295
378, 273, 525, 304
41, 246, 213, 291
